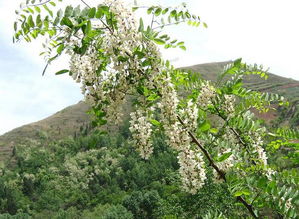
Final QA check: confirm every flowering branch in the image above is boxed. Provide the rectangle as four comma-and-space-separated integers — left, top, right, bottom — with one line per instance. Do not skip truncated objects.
177, 116, 258, 218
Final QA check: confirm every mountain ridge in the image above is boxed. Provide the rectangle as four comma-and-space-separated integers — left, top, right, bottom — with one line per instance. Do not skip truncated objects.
1, 61, 298, 162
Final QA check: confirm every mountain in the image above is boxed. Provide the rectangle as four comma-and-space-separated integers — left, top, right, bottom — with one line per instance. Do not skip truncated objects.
0, 101, 91, 163
1, 61, 298, 163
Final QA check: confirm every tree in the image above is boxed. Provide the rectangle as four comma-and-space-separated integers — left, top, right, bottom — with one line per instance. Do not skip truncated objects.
13, 0, 299, 217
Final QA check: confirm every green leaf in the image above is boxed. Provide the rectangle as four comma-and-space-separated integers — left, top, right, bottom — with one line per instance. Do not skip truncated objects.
84, 20, 92, 35
27, 15, 35, 28
96, 7, 104, 18
170, 10, 177, 17
49, 1, 56, 6
153, 38, 165, 45
142, 59, 151, 66
43, 4, 53, 17
147, 94, 159, 101
56, 44, 64, 54
210, 128, 218, 134
36, 14, 42, 27
199, 120, 210, 132
27, 7, 34, 14
133, 50, 145, 59
14, 22, 17, 31
88, 7, 96, 18
99, 119, 107, 125
179, 45, 186, 51
61, 17, 73, 28
147, 7, 154, 14
150, 119, 161, 126
217, 152, 232, 162
154, 8, 162, 16
177, 41, 184, 46
73, 5, 81, 16
162, 8, 169, 15
234, 190, 250, 197
57, 9, 63, 18
34, 6, 41, 13
64, 5, 73, 17
55, 69, 69, 75
138, 18, 144, 32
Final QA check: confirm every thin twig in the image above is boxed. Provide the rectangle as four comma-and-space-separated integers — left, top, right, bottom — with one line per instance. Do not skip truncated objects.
22, 0, 51, 8
153, 21, 185, 30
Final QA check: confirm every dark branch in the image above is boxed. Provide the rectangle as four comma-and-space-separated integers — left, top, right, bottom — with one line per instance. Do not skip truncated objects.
177, 116, 258, 218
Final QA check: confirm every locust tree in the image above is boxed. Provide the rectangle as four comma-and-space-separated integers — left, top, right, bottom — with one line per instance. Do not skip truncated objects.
14, 0, 299, 217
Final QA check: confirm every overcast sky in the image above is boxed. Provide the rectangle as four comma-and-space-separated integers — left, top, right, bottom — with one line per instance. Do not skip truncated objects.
0, 0, 299, 135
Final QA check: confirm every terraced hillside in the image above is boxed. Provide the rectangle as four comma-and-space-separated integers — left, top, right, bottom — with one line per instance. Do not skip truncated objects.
1, 61, 298, 163
186, 61, 299, 102
186, 61, 299, 126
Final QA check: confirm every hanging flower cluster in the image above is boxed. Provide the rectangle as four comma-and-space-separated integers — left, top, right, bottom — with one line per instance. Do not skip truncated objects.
197, 82, 216, 109
249, 132, 268, 167
157, 74, 183, 151
178, 146, 207, 194
156, 75, 206, 192
179, 100, 199, 132
222, 94, 235, 118
129, 108, 154, 160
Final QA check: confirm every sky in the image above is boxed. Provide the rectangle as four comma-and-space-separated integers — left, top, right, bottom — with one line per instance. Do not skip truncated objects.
0, 0, 299, 135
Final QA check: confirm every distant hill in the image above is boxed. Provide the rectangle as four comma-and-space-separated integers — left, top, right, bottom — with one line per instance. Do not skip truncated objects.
1, 61, 298, 162
0, 101, 90, 163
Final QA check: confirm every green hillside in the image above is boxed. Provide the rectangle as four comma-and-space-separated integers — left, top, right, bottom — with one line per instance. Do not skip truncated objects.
1, 61, 298, 163
0, 61, 298, 218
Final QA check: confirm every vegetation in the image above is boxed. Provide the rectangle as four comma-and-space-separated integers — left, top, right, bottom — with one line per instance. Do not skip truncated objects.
0, 127, 241, 218
2, 0, 298, 218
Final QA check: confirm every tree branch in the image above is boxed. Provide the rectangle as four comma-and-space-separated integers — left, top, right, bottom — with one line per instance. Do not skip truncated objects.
177, 116, 258, 219
213, 105, 257, 165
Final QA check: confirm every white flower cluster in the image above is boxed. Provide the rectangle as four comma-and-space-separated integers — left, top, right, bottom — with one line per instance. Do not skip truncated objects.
129, 108, 153, 159
157, 75, 184, 151
249, 132, 268, 167
157, 77, 206, 193
222, 94, 235, 118
23, 173, 36, 182
64, 148, 122, 190
222, 128, 238, 145
64, 0, 154, 124
179, 100, 199, 132
178, 147, 207, 194
197, 82, 216, 109
63, 0, 208, 195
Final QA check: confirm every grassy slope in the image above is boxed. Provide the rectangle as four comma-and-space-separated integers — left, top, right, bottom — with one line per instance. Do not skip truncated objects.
0, 101, 90, 162
1, 61, 298, 162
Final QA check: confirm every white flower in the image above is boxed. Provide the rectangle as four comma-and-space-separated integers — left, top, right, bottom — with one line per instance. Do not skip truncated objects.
223, 94, 235, 118
197, 82, 216, 109
129, 108, 154, 159
178, 146, 207, 194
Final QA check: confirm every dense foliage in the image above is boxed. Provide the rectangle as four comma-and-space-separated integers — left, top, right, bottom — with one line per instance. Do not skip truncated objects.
0, 126, 241, 218
10, 0, 299, 218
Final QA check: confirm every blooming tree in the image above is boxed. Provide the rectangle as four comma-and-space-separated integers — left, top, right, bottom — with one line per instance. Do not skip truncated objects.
14, 0, 299, 217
